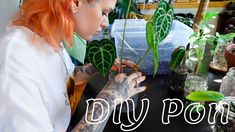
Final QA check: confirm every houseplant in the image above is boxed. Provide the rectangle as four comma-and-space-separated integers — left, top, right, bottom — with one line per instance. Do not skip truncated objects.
169, 11, 220, 93
187, 11, 219, 73
210, 33, 235, 73
170, 11, 219, 75
86, 0, 173, 112
87, 0, 174, 77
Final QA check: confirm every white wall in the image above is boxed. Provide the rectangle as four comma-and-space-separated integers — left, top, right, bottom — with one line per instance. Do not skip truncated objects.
0, 0, 20, 35
141, 7, 226, 35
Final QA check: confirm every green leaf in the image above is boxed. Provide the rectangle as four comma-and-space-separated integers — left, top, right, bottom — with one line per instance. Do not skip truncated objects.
219, 33, 235, 42
170, 46, 186, 71
152, 35, 159, 76
203, 11, 219, 21
146, 21, 154, 49
87, 39, 117, 76
186, 91, 225, 102
146, 21, 159, 76
64, 33, 87, 64
153, 1, 174, 41
145, 0, 174, 76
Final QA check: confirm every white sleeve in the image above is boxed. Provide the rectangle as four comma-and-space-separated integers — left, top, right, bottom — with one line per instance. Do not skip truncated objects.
0, 41, 55, 132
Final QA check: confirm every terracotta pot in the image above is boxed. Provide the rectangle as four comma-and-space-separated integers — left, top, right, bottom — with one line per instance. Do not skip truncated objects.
225, 43, 235, 70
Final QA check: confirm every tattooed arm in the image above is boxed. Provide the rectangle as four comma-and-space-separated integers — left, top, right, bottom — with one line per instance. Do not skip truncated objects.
73, 63, 98, 84
72, 72, 146, 132
73, 59, 137, 84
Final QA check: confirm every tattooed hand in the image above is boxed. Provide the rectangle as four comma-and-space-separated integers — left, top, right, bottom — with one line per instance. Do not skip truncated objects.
72, 71, 146, 132
74, 59, 138, 84
98, 71, 146, 104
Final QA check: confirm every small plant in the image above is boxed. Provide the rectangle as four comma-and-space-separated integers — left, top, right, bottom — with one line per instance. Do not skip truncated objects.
170, 12, 235, 73
210, 32, 235, 55
189, 11, 219, 61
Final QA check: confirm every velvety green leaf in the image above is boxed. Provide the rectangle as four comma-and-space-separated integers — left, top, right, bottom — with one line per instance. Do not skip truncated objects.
147, 0, 173, 76
87, 39, 117, 76
203, 11, 219, 21
170, 46, 186, 71
186, 91, 224, 102
153, 1, 174, 41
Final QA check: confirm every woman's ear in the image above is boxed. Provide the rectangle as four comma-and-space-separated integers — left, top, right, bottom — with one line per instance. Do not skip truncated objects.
71, 0, 81, 14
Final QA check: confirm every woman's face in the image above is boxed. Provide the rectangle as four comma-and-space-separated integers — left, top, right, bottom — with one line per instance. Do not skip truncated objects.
72, 0, 116, 40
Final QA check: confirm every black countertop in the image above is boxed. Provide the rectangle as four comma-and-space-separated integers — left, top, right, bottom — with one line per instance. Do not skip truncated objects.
68, 69, 225, 132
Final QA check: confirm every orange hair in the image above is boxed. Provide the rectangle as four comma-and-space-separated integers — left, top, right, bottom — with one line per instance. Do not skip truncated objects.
12, 0, 74, 50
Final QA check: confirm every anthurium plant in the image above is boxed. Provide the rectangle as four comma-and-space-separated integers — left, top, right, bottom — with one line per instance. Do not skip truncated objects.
86, 0, 173, 77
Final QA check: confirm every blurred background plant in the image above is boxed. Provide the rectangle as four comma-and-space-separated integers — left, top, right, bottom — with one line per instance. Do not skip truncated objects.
108, 0, 143, 24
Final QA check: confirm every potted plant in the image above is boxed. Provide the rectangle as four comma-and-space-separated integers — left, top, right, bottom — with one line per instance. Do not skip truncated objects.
87, 0, 174, 77
209, 32, 235, 73
169, 11, 225, 92
225, 43, 235, 70
86, 0, 174, 112
187, 11, 219, 73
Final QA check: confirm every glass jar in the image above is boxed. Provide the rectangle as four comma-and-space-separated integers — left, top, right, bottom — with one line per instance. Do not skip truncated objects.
186, 40, 206, 72
219, 67, 235, 96
213, 97, 235, 132
212, 42, 228, 69
170, 65, 192, 93
184, 73, 208, 97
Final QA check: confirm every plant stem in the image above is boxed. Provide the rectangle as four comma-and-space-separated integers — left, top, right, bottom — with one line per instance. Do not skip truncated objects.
134, 47, 151, 71
120, 0, 132, 73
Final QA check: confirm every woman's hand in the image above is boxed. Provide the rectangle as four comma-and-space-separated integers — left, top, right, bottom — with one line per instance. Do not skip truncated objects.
97, 71, 146, 105
112, 58, 139, 72
72, 71, 146, 132
72, 59, 146, 132
73, 59, 139, 84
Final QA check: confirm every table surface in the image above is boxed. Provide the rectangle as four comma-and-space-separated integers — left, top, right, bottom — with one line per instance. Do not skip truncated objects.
68, 54, 226, 132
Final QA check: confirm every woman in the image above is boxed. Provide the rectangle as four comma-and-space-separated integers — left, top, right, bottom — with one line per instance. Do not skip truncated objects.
0, 0, 147, 132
